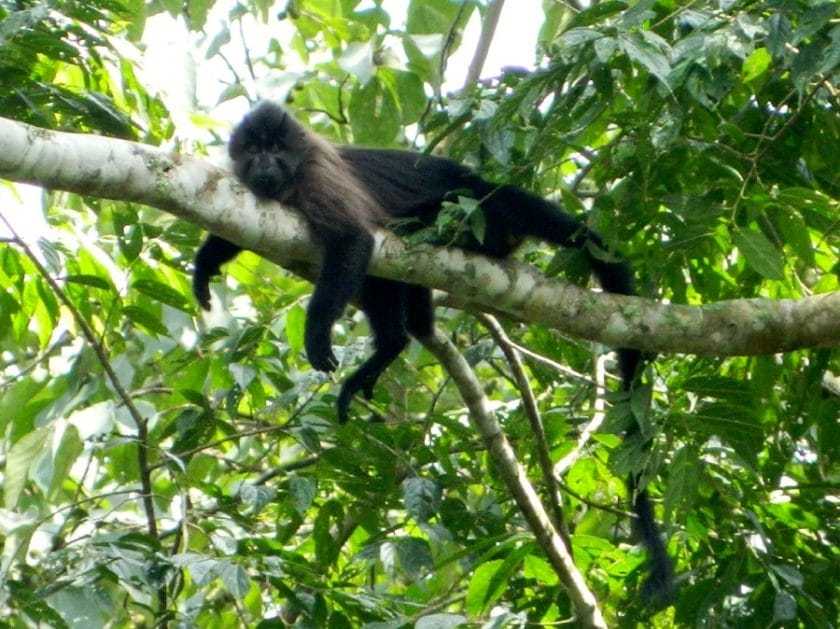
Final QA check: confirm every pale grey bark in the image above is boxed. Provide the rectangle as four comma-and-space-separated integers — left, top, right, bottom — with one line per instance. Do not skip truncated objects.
1, 115, 838, 356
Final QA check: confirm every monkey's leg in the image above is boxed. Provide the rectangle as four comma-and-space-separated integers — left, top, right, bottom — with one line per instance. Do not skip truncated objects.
336, 278, 410, 423
193, 235, 243, 310
305, 230, 374, 373
404, 285, 434, 339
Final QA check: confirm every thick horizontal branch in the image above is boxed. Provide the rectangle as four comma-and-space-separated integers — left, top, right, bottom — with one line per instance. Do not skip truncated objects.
1, 115, 838, 355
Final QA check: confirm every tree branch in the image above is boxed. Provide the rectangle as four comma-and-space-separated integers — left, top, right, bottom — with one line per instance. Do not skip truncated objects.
1, 115, 838, 357
478, 313, 571, 545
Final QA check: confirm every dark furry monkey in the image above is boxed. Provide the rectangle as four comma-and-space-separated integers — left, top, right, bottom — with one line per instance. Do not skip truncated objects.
193, 102, 675, 605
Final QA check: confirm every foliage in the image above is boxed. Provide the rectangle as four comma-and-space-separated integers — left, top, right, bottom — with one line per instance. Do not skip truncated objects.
0, 0, 168, 139
0, 0, 838, 627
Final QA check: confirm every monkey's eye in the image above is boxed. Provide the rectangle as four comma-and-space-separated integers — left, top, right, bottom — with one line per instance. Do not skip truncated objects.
269, 144, 282, 154
246, 144, 259, 155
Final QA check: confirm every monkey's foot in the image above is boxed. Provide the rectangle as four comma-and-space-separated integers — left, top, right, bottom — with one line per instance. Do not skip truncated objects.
336, 371, 382, 423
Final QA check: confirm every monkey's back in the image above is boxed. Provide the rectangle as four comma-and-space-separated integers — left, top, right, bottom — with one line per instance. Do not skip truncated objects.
339, 147, 492, 223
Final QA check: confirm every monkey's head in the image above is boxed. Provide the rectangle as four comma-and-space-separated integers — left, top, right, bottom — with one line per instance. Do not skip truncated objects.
228, 102, 308, 200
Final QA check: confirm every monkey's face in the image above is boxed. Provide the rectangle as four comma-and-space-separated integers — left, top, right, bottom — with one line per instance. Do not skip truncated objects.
228, 103, 307, 201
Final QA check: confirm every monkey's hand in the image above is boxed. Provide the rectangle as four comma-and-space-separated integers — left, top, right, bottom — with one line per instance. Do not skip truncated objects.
193, 236, 243, 311
305, 326, 338, 373
192, 271, 213, 311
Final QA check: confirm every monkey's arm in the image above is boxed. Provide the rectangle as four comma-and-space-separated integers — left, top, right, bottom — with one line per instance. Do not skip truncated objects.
304, 227, 374, 372
193, 235, 244, 310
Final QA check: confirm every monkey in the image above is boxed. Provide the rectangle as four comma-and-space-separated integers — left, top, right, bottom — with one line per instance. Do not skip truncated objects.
192, 101, 675, 605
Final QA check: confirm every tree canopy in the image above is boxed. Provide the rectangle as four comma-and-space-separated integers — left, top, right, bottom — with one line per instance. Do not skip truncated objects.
0, 0, 838, 627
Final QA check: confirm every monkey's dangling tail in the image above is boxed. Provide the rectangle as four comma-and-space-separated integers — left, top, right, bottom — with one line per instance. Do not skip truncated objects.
572, 218, 679, 607
619, 352, 677, 607
495, 185, 678, 604
630, 476, 678, 607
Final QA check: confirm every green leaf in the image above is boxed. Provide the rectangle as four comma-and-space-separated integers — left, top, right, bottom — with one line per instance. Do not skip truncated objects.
664, 445, 699, 520
0, 378, 48, 434
523, 554, 559, 586
792, 3, 838, 43
133, 279, 191, 310
48, 424, 83, 499
123, 305, 168, 335
285, 304, 306, 353
381, 68, 427, 124
314, 499, 343, 567
692, 403, 764, 464
157, 0, 181, 18
395, 537, 433, 579
65, 274, 112, 289
289, 475, 317, 515
619, 0, 656, 28
218, 560, 250, 599
205, 24, 231, 59
229, 363, 255, 390
772, 207, 815, 265
763, 503, 821, 530
733, 228, 785, 280
121, 224, 143, 261
339, 39, 375, 85
569, 1, 628, 28
773, 590, 797, 623
771, 563, 804, 588
406, 0, 472, 35
403, 477, 441, 524
5, 427, 49, 507
186, 0, 212, 31
557, 28, 603, 48
618, 33, 671, 88
348, 76, 400, 144
481, 124, 515, 166
172, 553, 218, 585
465, 559, 506, 615
45, 586, 109, 627
682, 376, 755, 404
742, 48, 772, 82
415, 613, 467, 629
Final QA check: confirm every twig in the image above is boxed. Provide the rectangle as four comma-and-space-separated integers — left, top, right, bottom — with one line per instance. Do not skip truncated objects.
438, 1, 472, 94
478, 314, 571, 548
554, 354, 608, 477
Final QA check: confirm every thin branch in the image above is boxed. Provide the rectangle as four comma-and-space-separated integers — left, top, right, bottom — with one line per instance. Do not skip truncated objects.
478, 313, 571, 547
463, 0, 505, 89
0, 330, 72, 387
237, 16, 257, 82
554, 354, 608, 477
438, 1, 472, 95
0, 223, 165, 610
0, 116, 838, 355
421, 328, 607, 629
508, 338, 600, 386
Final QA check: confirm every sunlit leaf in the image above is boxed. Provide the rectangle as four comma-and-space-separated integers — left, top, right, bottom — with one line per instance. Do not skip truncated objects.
733, 228, 785, 280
